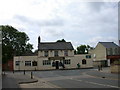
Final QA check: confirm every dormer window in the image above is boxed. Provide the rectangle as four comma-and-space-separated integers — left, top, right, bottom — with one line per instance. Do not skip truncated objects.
54, 51, 58, 57
44, 51, 48, 57
64, 50, 68, 56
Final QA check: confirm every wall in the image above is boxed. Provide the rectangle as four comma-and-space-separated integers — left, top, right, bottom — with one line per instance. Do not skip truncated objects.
14, 56, 38, 70
38, 50, 74, 57
72, 55, 93, 68
90, 43, 107, 61
14, 54, 93, 70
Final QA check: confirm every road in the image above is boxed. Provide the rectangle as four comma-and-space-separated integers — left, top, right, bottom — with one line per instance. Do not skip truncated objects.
30, 69, 119, 88
1, 68, 119, 89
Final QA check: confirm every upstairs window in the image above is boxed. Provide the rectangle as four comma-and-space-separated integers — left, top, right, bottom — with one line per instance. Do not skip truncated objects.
25, 61, 31, 66
64, 50, 68, 56
82, 59, 86, 64
44, 51, 48, 57
54, 51, 58, 57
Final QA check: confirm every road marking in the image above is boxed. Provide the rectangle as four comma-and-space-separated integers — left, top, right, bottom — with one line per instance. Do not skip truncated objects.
74, 79, 119, 88
83, 72, 119, 80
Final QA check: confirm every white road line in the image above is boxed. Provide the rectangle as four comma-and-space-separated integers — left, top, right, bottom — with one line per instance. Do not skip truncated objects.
74, 79, 119, 88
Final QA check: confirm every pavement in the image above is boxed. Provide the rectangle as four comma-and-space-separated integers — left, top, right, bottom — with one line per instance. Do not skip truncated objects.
2, 71, 38, 88
19, 72, 61, 88
2, 71, 61, 88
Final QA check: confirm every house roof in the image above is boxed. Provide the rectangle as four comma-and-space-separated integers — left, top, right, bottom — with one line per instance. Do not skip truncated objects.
99, 42, 119, 48
38, 42, 74, 50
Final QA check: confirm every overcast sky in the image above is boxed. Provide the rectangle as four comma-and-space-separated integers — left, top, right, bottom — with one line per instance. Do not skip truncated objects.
0, 0, 119, 51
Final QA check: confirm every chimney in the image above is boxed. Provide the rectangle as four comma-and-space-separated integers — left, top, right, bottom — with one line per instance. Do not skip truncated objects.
38, 36, 41, 50
38, 36, 41, 44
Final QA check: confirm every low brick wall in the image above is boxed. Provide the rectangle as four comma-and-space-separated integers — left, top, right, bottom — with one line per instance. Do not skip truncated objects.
110, 65, 120, 73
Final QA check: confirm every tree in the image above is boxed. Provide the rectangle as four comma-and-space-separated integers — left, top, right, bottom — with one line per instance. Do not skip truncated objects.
76, 45, 87, 54
76, 45, 93, 54
57, 39, 66, 42
0, 25, 33, 64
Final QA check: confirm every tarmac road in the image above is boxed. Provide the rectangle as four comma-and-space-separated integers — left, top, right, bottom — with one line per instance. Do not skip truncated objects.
1, 68, 120, 89
31, 68, 119, 88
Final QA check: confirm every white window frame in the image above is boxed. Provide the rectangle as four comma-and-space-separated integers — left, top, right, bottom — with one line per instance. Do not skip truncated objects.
64, 59, 71, 65
44, 51, 48, 57
25, 61, 31, 66
43, 60, 51, 65
54, 51, 58, 57
16, 61, 20, 66
64, 50, 68, 56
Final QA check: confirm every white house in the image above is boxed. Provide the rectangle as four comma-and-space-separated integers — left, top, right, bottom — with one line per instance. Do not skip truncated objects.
14, 36, 93, 70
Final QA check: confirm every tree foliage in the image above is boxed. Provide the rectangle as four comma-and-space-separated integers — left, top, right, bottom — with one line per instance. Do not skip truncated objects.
0, 25, 33, 64
57, 39, 66, 42
76, 45, 93, 54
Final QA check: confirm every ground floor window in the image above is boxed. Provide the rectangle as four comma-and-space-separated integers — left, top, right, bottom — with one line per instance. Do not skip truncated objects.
63, 59, 71, 64
43, 60, 51, 65
32, 61, 37, 66
25, 61, 31, 66
16, 61, 20, 66
82, 59, 86, 64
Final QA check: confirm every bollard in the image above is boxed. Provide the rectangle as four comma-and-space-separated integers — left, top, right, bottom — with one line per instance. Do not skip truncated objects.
31, 72, 33, 79
100, 65, 102, 70
24, 70, 25, 75
98, 65, 100, 71
3, 71, 5, 75
13, 70, 14, 74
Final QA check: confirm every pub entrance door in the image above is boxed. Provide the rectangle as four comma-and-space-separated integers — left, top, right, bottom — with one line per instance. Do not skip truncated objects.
56, 61, 59, 69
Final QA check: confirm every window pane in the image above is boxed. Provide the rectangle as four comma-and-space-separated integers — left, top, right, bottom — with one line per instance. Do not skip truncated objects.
54, 51, 58, 56
44, 51, 48, 57
82, 59, 86, 64
43, 60, 51, 65
64, 59, 71, 65
32, 61, 37, 66
25, 61, 31, 66
64, 50, 68, 56
16, 61, 20, 66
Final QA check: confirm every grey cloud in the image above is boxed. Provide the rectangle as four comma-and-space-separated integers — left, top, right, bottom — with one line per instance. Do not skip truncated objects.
88, 2, 105, 11
13, 15, 64, 26
41, 28, 64, 37
48, 29, 64, 37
